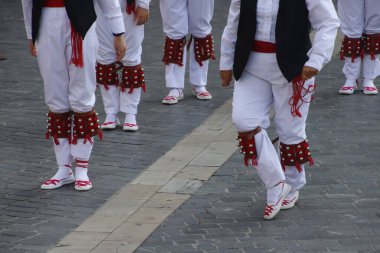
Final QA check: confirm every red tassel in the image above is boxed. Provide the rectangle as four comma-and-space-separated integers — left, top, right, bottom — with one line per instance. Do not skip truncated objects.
72, 136, 77, 145
98, 130, 103, 141
308, 156, 314, 166
142, 83, 146, 93
53, 135, 60, 145
128, 86, 134, 94
295, 162, 303, 172
371, 51, 376, 60
121, 86, 126, 93
351, 54, 355, 63
244, 156, 249, 167
251, 158, 258, 166
45, 132, 50, 140
70, 23, 84, 68
289, 75, 315, 118
340, 52, 344, 60
126, 0, 136, 15
104, 84, 110, 91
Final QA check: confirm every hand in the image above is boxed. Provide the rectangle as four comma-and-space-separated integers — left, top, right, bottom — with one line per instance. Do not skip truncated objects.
29, 40, 37, 57
113, 35, 127, 62
220, 70, 233, 87
301, 66, 319, 80
135, 7, 149, 25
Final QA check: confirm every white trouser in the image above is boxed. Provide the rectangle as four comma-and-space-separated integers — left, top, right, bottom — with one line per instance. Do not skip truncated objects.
232, 53, 312, 191
160, 0, 214, 88
338, 0, 380, 83
96, 1, 144, 115
36, 7, 96, 163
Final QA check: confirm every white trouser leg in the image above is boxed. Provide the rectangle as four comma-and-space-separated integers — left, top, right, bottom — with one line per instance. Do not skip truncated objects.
232, 71, 285, 189
100, 86, 120, 115
71, 139, 94, 161
54, 139, 73, 166
68, 24, 97, 113
160, 0, 188, 89
120, 88, 141, 115
363, 54, 380, 84
272, 77, 315, 192
364, 0, 380, 34
36, 7, 71, 113
343, 57, 362, 84
188, 0, 214, 87
338, 0, 365, 38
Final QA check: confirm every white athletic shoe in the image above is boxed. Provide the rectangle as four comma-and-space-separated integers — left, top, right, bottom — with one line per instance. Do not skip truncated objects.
263, 182, 291, 220
123, 123, 139, 132
363, 86, 378, 95
281, 191, 299, 210
162, 92, 184, 105
192, 89, 212, 100
40, 175, 75, 190
101, 118, 120, 130
74, 180, 93, 191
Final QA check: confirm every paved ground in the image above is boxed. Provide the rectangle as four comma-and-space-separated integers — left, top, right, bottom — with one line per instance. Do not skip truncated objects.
0, 1, 231, 252
1, 0, 380, 253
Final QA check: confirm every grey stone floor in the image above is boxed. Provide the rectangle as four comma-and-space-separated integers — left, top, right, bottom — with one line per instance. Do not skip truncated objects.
0, 1, 231, 252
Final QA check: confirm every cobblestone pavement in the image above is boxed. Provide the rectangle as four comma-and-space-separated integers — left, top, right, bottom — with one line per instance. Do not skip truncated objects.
0, 1, 232, 252
135, 37, 380, 253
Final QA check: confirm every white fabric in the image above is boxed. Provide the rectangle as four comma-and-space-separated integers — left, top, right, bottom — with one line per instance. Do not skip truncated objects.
338, 0, 380, 83
160, 0, 214, 88
54, 139, 73, 166
220, 0, 340, 71
35, 8, 97, 113
232, 53, 313, 190
71, 139, 94, 160
21, 0, 125, 40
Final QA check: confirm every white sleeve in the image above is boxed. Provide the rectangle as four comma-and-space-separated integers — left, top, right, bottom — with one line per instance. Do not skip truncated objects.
305, 0, 340, 71
96, 0, 125, 35
138, 0, 150, 10
220, 0, 240, 71
21, 0, 33, 40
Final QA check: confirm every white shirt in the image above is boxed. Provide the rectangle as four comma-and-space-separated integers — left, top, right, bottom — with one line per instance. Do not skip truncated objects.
21, 0, 126, 40
220, 0, 340, 72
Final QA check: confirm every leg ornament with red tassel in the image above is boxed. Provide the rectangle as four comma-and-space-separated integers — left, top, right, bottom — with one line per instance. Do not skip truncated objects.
193, 34, 216, 66
162, 36, 186, 66
279, 140, 313, 172
72, 110, 102, 145
363, 33, 380, 60
340, 36, 364, 62
96, 62, 121, 90
237, 127, 262, 166
120, 64, 146, 94
46, 111, 73, 145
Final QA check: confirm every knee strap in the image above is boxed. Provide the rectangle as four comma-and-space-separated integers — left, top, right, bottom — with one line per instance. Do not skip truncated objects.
340, 36, 364, 62
120, 64, 146, 94
72, 110, 102, 145
279, 140, 313, 172
162, 36, 186, 66
96, 62, 121, 90
46, 111, 73, 145
237, 127, 261, 167
193, 34, 216, 66
363, 33, 380, 60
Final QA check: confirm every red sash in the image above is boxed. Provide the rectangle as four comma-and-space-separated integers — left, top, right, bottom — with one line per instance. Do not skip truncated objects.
44, 0, 64, 8
252, 41, 277, 53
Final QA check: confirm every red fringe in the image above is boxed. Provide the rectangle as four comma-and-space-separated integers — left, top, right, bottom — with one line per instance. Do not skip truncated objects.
289, 75, 316, 118
70, 23, 84, 68
126, 0, 136, 15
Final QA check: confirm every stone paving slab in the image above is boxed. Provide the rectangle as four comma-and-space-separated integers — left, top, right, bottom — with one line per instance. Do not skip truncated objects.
0, 0, 232, 252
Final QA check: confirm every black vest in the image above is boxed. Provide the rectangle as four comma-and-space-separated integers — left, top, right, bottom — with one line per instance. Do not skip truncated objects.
32, 0, 97, 43
233, 0, 312, 82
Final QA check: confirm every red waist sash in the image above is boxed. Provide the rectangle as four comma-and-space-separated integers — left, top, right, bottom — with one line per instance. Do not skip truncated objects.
252, 41, 277, 53
44, 0, 65, 8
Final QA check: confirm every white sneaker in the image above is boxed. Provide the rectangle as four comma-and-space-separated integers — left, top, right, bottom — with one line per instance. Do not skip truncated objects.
281, 191, 299, 210
263, 182, 291, 220
363, 86, 378, 95
192, 89, 212, 100
74, 180, 93, 191
101, 118, 120, 130
123, 123, 139, 132
162, 92, 184, 105
41, 175, 75, 190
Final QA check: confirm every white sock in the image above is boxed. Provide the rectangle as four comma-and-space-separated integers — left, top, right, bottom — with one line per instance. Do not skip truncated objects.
124, 113, 136, 125
168, 88, 183, 97
75, 159, 89, 181
51, 165, 73, 180
267, 181, 285, 205
363, 79, 375, 87
194, 85, 206, 93
285, 190, 298, 200
104, 113, 117, 123
343, 79, 357, 87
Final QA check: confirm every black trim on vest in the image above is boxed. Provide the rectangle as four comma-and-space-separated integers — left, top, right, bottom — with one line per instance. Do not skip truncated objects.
234, 0, 312, 82
32, 0, 97, 43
